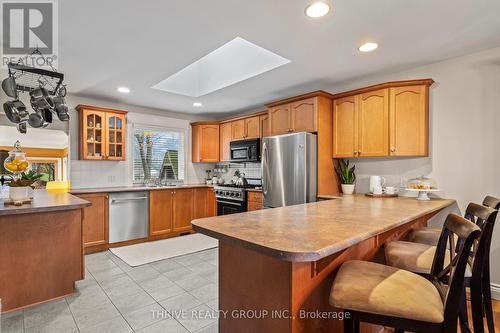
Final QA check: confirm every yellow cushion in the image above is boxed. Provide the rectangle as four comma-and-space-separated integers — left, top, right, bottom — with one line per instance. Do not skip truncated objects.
406, 227, 441, 246
385, 241, 471, 277
330, 260, 444, 323
385, 241, 437, 274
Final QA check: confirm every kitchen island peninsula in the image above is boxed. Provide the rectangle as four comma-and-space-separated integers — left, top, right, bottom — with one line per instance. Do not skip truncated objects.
192, 195, 455, 333
0, 190, 90, 312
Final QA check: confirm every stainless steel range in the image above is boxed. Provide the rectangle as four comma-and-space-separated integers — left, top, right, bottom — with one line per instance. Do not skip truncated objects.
214, 183, 260, 215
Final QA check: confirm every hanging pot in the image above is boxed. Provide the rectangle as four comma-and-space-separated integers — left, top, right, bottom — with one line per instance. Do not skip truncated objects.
3, 100, 28, 123
53, 95, 69, 121
28, 110, 48, 128
1, 77, 18, 99
30, 86, 54, 110
17, 121, 27, 134
41, 108, 52, 125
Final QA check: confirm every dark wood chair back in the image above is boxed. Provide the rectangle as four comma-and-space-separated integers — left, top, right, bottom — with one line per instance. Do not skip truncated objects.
430, 214, 481, 332
462, 203, 497, 276
483, 196, 500, 210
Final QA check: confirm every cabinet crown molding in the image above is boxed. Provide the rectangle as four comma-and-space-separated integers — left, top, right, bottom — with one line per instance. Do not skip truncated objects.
331, 79, 434, 100
76, 104, 128, 114
265, 90, 335, 108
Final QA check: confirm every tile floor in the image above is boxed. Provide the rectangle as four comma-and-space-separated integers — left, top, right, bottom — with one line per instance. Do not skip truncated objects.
1, 249, 219, 333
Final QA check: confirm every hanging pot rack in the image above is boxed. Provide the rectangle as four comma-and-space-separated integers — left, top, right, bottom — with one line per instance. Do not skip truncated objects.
7, 48, 65, 96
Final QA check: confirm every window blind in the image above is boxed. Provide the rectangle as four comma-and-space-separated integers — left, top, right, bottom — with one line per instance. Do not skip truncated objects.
133, 127, 185, 182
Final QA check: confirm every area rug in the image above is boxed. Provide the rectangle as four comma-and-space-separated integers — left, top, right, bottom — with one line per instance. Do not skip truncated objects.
109, 234, 218, 267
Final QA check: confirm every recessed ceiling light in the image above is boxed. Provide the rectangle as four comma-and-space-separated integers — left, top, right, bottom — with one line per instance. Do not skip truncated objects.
359, 42, 379, 52
305, 1, 331, 18
193, 102, 202, 107
117, 87, 130, 93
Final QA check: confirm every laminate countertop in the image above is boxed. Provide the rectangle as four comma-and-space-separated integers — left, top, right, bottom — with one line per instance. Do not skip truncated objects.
0, 190, 90, 216
192, 195, 455, 262
70, 184, 214, 194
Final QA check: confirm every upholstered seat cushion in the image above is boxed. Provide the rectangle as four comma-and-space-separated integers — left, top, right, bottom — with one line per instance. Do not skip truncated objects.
385, 241, 471, 277
406, 227, 441, 246
330, 260, 444, 323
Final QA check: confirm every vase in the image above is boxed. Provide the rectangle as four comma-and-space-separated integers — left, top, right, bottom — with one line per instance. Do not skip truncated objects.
341, 184, 355, 195
9, 186, 28, 201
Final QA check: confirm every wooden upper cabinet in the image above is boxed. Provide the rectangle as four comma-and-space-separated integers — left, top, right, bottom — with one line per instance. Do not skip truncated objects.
389, 85, 428, 156
192, 123, 220, 163
269, 104, 291, 135
260, 114, 270, 138
244, 116, 260, 139
331, 79, 433, 158
333, 96, 357, 158
77, 193, 108, 247
357, 89, 389, 157
173, 188, 194, 233
76, 105, 127, 161
219, 122, 232, 162
149, 190, 173, 236
231, 120, 245, 140
291, 98, 317, 133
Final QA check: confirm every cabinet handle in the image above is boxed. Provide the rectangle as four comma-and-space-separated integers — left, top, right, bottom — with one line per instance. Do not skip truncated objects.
354, 151, 358, 156
390, 147, 396, 153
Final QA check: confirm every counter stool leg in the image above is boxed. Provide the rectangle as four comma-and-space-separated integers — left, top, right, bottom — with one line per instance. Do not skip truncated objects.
342, 312, 359, 333
459, 283, 472, 333
482, 267, 495, 333
343, 312, 353, 333
471, 278, 485, 333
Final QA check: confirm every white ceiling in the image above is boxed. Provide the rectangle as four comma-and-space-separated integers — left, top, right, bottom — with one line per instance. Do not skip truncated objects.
59, 0, 500, 116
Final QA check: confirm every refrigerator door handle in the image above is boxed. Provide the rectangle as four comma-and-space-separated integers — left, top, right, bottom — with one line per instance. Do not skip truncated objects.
261, 141, 269, 197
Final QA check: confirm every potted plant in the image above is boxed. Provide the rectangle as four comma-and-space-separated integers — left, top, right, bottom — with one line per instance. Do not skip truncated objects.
335, 159, 356, 195
8, 171, 42, 201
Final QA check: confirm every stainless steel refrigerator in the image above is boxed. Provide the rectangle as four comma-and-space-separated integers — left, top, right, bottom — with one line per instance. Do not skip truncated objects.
261, 132, 317, 208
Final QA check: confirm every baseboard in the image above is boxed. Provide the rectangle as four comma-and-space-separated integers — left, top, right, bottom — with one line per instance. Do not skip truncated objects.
491, 283, 500, 300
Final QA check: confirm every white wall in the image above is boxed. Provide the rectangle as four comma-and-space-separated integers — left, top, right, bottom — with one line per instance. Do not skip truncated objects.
67, 95, 214, 188
325, 46, 500, 297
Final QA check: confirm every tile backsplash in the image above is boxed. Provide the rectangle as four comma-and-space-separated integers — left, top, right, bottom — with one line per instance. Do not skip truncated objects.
214, 162, 262, 183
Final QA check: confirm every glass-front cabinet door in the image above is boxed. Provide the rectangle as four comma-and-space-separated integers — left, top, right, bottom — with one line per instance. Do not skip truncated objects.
77, 105, 127, 160
105, 113, 126, 160
82, 110, 105, 160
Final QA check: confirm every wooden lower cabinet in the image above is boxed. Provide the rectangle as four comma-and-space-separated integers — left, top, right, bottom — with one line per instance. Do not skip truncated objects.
247, 191, 263, 211
149, 190, 174, 236
173, 189, 194, 233
77, 193, 108, 249
194, 188, 217, 218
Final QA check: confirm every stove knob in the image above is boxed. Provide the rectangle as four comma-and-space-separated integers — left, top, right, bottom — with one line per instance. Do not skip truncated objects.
229, 192, 235, 197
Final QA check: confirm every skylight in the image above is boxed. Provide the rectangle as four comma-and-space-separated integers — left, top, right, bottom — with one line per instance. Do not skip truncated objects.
152, 37, 291, 97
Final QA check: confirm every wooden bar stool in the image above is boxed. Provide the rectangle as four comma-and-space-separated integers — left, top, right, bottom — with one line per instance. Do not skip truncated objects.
330, 214, 481, 333
385, 203, 498, 333
407, 196, 500, 246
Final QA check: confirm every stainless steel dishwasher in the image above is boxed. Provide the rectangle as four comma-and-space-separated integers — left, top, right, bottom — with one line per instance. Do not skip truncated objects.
109, 191, 149, 243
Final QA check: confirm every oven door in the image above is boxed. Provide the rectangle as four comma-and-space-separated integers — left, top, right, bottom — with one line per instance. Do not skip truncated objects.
217, 198, 246, 215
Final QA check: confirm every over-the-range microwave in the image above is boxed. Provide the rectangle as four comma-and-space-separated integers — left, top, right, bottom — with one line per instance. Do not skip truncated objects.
230, 138, 260, 162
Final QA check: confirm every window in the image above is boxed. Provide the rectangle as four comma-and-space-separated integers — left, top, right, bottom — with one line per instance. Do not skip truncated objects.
29, 161, 57, 181
133, 127, 185, 183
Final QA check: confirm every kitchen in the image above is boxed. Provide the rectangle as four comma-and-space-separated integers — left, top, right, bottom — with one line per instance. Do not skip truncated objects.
1, 1, 500, 333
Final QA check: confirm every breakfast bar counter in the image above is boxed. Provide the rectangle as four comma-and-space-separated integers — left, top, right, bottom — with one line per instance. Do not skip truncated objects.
0, 190, 90, 312
192, 195, 456, 333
